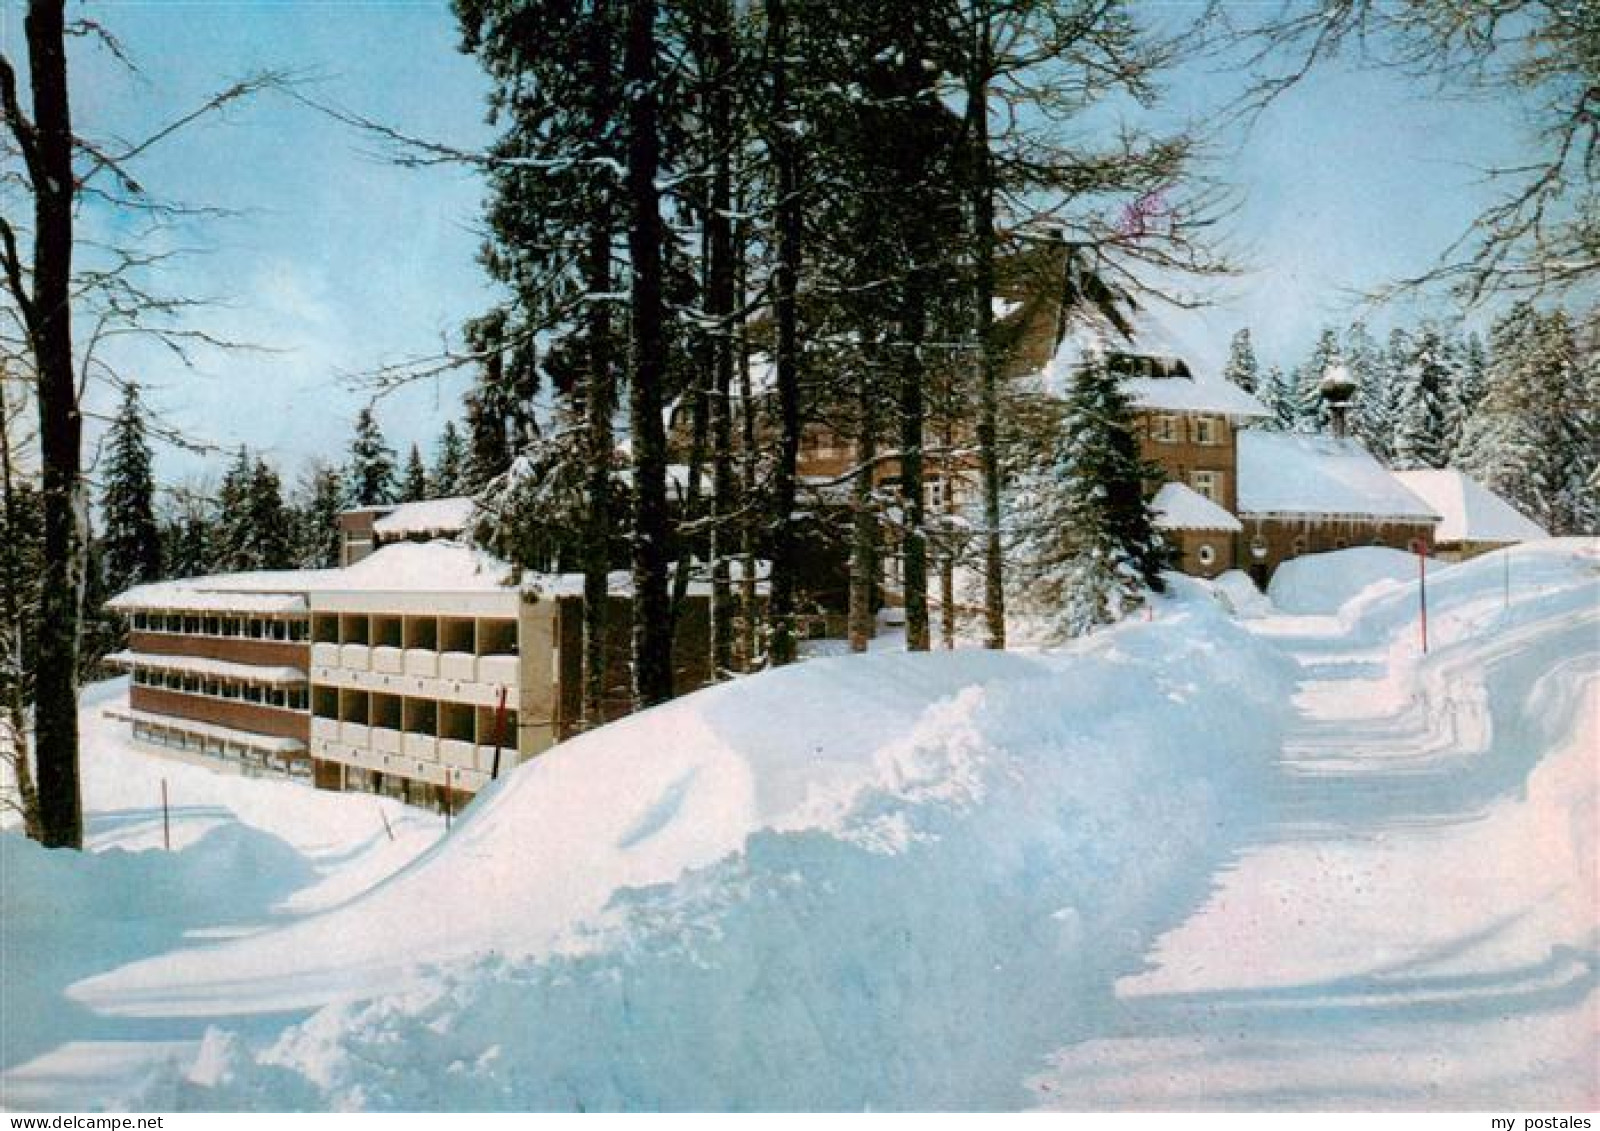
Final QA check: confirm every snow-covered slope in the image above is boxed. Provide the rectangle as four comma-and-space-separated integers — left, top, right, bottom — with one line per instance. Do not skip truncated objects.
66, 591, 1295, 1110
5, 541, 1593, 1112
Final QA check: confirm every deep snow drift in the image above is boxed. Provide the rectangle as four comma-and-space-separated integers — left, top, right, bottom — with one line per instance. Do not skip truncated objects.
61, 587, 1294, 1111
4, 540, 1594, 1111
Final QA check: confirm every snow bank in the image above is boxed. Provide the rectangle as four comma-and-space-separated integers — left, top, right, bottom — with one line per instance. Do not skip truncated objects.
120, 596, 1295, 1111
1268, 546, 1418, 615
1210, 570, 1274, 618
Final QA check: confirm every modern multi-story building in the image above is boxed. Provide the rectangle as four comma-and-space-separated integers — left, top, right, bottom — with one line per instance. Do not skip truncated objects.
107, 541, 712, 807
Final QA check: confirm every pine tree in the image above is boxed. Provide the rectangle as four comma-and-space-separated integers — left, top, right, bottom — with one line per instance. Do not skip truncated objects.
99, 383, 162, 595
1007, 350, 1165, 640
1460, 304, 1598, 534
1222, 328, 1260, 393
243, 457, 295, 570
401, 443, 429, 502
295, 460, 346, 568
346, 407, 397, 507
1391, 323, 1454, 469
1291, 328, 1340, 433
1343, 321, 1389, 456
432, 421, 467, 497
1255, 364, 1295, 431
212, 447, 254, 571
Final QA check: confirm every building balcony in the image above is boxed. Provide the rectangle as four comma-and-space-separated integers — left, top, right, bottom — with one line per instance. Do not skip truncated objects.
372, 646, 404, 676
403, 648, 439, 678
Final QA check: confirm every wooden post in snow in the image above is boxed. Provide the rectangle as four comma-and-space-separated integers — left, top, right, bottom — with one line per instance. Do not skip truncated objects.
490, 686, 508, 781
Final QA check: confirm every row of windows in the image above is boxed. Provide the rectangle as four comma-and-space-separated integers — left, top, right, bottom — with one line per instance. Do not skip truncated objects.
130, 611, 309, 642
131, 667, 309, 710
132, 721, 310, 779
1149, 414, 1224, 446
314, 686, 517, 745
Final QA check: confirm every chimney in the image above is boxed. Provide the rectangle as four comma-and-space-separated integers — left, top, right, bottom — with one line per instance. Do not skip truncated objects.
1319, 362, 1357, 440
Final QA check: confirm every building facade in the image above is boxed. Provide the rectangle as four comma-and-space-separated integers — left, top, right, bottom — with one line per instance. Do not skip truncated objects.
108, 542, 714, 808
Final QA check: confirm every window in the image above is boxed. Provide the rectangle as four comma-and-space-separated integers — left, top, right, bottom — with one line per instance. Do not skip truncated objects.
1197, 543, 1217, 567
1291, 535, 1307, 558
1190, 470, 1223, 504
1193, 417, 1219, 445
1152, 414, 1180, 443
926, 478, 947, 511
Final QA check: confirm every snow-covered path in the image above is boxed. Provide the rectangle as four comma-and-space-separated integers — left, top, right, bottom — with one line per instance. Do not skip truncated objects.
1035, 552, 1599, 1109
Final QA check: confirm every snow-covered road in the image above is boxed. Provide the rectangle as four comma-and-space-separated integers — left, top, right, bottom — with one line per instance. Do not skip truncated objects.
1035, 549, 1599, 1109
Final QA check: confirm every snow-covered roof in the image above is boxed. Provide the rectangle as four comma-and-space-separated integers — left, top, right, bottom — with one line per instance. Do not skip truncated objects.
1151, 482, 1243, 533
106, 650, 307, 686
373, 497, 475, 538
331, 541, 512, 592
1237, 432, 1441, 522
107, 573, 323, 615
1392, 469, 1547, 545
1037, 305, 1269, 420
107, 706, 306, 755
110, 543, 513, 615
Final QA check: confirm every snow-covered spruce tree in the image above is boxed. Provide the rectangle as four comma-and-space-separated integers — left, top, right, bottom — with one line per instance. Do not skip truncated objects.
1459, 304, 1597, 534
431, 421, 467, 497
1343, 321, 1390, 457
99, 383, 162, 596
346, 406, 397, 508
1391, 322, 1455, 469
455, 0, 628, 719
1223, 327, 1260, 393
159, 488, 215, 580
401, 443, 429, 503
1255, 364, 1294, 431
294, 460, 345, 569
212, 450, 293, 572
1007, 351, 1165, 640
1290, 328, 1339, 433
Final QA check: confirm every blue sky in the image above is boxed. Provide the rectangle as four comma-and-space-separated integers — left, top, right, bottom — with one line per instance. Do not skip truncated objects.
4, 1, 1534, 494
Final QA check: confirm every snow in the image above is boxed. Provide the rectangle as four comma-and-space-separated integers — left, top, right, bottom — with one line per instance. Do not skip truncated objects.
1150, 481, 1243, 533
1, 680, 443, 1109
1033, 539, 1600, 1109
1267, 546, 1419, 615
6, 540, 1595, 1111
331, 541, 511, 592
1237, 431, 1441, 521
1038, 303, 1270, 419
104, 651, 306, 686
371, 497, 475, 538
1393, 468, 1548, 546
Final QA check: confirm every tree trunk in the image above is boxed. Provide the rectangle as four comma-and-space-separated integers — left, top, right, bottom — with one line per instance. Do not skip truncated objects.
580, 4, 618, 728
765, 0, 802, 667
624, 0, 674, 707
848, 355, 878, 652
706, 0, 736, 678
25, 0, 83, 848
966, 21, 1005, 650
900, 287, 930, 652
